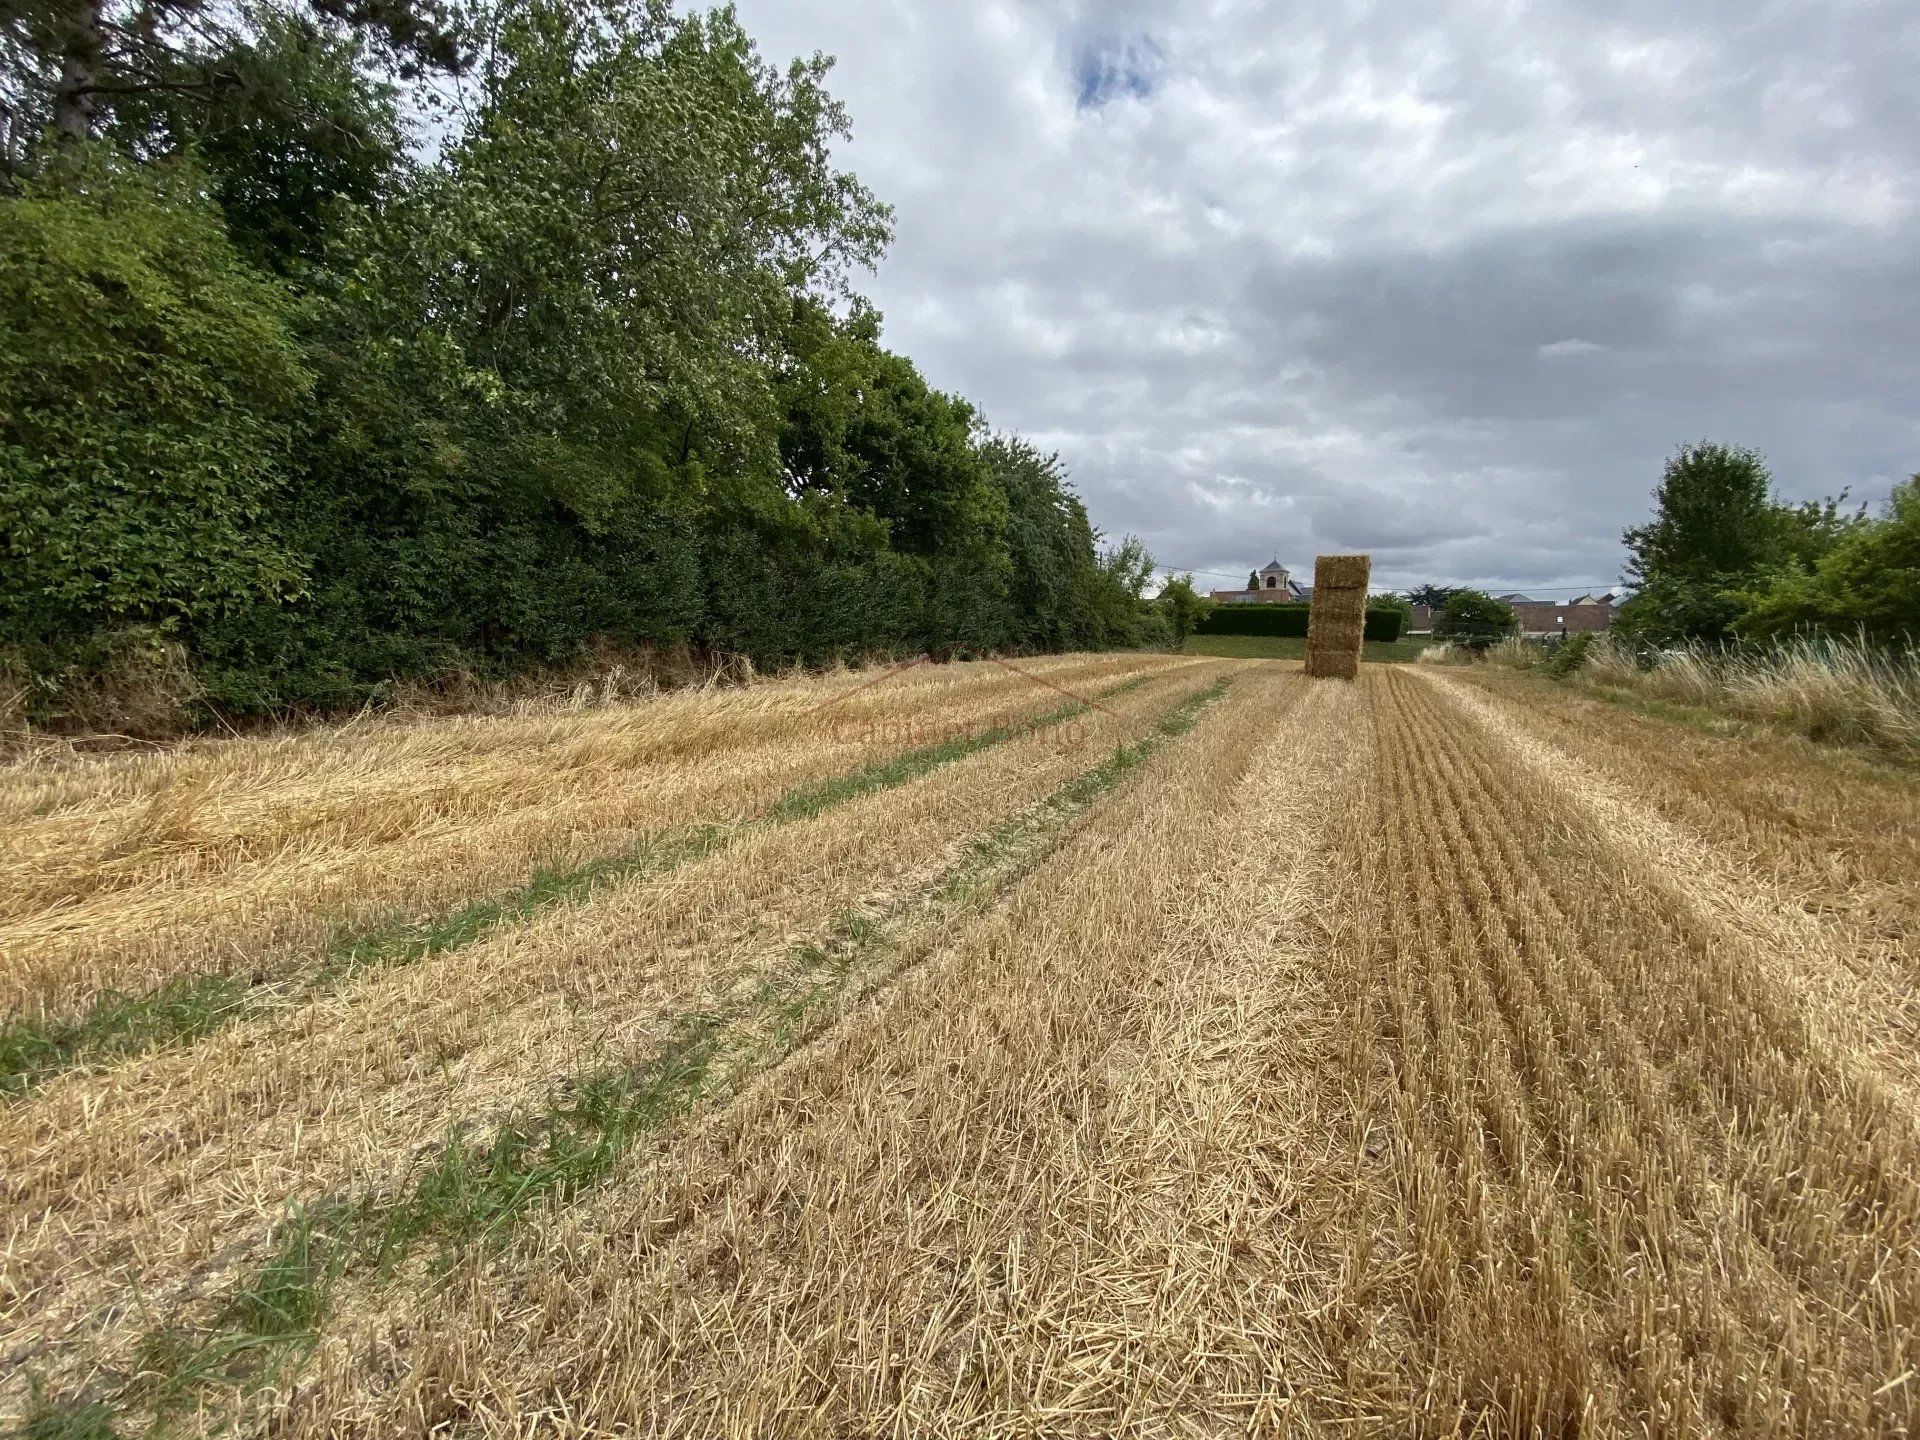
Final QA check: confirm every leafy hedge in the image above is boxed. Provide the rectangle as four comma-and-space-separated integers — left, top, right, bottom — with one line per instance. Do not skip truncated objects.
0, 8, 1171, 733
1197, 604, 1405, 642
1198, 604, 1311, 636
1366, 608, 1407, 642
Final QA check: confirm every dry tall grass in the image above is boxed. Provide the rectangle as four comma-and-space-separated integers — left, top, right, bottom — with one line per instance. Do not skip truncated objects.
1483, 635, 1535, 667
1580, 632, 1920, 758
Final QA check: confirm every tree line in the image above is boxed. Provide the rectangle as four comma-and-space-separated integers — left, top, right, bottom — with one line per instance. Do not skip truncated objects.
1613, 442, 1916, 649
0, 0, 1167, 731
1396, 442, 1916, 652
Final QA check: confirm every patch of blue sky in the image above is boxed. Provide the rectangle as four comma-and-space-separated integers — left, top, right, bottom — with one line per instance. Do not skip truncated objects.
1073, 34, 1165, 110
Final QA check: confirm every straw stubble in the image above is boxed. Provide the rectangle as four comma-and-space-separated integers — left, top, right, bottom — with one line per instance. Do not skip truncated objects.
6, 645, 1919, 1438
0, 660, 1234, 1420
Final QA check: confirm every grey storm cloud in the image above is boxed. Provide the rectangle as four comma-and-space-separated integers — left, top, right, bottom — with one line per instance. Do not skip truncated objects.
729, 0, 1920, 594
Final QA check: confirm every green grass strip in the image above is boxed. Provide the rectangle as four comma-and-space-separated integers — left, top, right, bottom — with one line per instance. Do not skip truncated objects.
939, 674, 1228, 899
0, 671, 1164, 1098
0, 971, 256, 1101
0, 828, 724, 1099
83, 673, 1231, 1432
766, 678, 1147, 822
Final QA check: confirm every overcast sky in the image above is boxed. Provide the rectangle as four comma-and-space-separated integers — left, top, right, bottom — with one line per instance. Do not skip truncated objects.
731, 0, 1918, 596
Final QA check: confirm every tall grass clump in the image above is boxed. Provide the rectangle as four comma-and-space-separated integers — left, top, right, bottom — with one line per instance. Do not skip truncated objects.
1541, 631, 1600, 678
1485, 637, 1541, 670
1576, 632, 1920, 758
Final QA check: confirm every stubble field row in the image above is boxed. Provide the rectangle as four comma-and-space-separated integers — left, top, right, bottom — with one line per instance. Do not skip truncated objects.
3, 654, 1915, 1436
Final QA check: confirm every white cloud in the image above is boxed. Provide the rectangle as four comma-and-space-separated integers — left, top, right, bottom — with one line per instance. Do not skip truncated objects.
731, 0, 1920, 593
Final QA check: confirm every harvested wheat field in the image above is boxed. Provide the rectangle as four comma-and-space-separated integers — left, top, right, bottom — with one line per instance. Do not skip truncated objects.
4, 655, 1918, 1438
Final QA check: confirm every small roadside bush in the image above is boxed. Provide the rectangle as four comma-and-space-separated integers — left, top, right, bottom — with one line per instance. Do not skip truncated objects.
1543, 632, 1600, 678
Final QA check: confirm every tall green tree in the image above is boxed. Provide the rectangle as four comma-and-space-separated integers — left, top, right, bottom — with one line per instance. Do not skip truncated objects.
0, 0, 460, 173
1434, 589, 1517, 650
143, 12, 410, 273
211, 0, 898, 696
986, 437, 1083, 650
1771, 491, 1870, 572
834, 350, 997, 556
2, 0, 1171, 728
1734, 479, 1920, 645
1404, 583, 1456, 610
1617, 442, 1784, 644
354, 0, 889, 489
1155, 574, 1210, 646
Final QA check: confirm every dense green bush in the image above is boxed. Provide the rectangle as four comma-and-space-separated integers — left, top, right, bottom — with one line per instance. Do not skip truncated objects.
1194, 603, 1405, 641
0, 158, 312, 691
1368, 593, 1413, 638
1617, 441, 1873, 646
1433, 590, 1518, 650
0, 1, 1164, 730
1198, 604, 1312, 637
1733, 479, 1919, 646
1542, 631, 1599, 678
1364, 607, 1406, 642
1153, 576, 1211, 645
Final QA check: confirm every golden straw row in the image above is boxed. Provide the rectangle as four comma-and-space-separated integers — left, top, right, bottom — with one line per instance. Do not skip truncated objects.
1312, 667, 1919, 1432
1441, 665, 1920, 1101
0, 652, 1177, 1019
268, 668, 1368, 1437
0, 660, 1243, 1422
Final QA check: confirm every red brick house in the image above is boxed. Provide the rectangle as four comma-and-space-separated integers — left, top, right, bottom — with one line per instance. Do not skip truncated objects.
1409, 592, 1623, 636
1500, 592, 1622, 636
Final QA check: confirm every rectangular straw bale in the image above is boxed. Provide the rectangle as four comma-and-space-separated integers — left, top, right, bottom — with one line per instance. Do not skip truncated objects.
1313, 552, 1372, 591
1304, 552, 1371, 679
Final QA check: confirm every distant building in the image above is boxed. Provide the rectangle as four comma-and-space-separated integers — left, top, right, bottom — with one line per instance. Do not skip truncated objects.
1208, 558, 1313, 605
1408, 591, 1623, 636
1498, 591, 1622, 637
